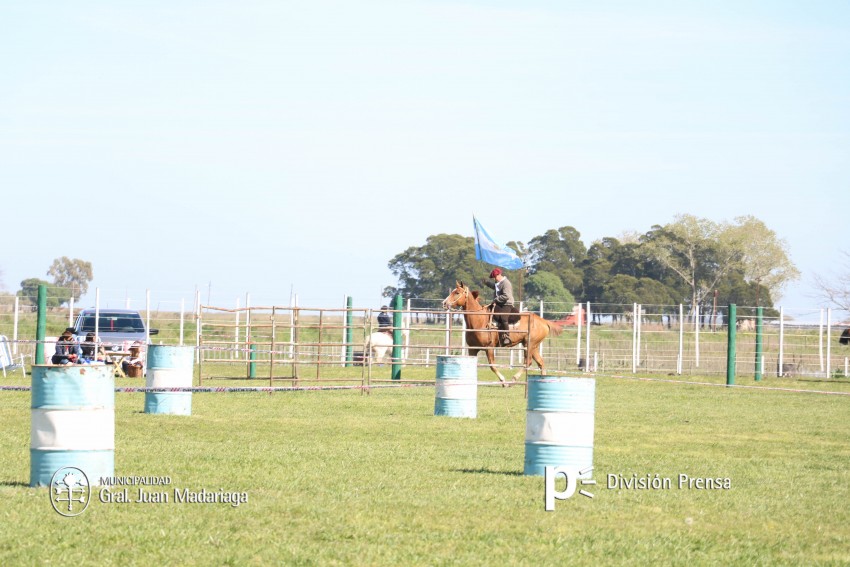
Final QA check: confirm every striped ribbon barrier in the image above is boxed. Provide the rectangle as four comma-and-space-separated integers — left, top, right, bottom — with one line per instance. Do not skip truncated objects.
4, 381, 524, 393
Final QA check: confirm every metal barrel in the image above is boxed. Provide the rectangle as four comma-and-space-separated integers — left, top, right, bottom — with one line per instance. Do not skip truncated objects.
30, 364, 115, 487
524, 376, 595, 476
144, 345, 194, 415
434, 355, 478, 418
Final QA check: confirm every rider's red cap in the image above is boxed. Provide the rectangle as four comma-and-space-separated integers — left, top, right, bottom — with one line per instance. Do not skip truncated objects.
489, 268, 501, 278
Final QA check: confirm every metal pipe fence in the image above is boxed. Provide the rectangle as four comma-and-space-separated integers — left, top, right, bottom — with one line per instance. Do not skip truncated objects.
1, 291, 849, 381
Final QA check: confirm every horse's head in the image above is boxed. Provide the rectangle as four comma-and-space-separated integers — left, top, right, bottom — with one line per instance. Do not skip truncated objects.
442, 281, 467, 310
442, 281, 480, 311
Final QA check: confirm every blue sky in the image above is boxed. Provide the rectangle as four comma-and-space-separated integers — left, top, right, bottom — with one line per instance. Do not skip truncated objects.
1, 1, 848, 315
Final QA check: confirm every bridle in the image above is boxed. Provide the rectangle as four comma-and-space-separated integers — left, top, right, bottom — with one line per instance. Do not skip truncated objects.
445, 287, 466, 310
445, 284, 488, 313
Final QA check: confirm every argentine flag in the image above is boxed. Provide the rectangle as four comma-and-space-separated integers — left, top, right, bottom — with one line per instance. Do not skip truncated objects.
473, 216, 524, 270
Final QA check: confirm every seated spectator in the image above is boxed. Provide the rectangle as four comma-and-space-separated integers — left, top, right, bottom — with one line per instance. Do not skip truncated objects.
122, 342, 145, 377
80, 332, 105, 363
52, 329, 81, 365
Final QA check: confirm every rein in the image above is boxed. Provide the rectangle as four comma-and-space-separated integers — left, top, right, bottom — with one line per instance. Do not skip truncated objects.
448, 287, 487, 312
450, 287, 495, 329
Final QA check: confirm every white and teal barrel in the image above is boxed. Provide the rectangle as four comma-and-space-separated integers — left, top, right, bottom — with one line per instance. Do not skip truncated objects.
30, 364, 114, 487
524, 376, 595, 476
144, 345, 194, 415
434, 355, 478, 418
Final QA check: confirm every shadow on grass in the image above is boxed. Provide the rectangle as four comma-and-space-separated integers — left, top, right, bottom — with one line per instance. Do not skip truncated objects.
455, 468, 523, 477
1, 480, 30, 487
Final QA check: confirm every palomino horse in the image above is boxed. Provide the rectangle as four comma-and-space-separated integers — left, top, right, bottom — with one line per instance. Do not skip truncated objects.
442, 280, 563, 383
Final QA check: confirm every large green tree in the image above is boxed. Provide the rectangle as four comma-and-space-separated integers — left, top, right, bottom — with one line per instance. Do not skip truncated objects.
386, 217, 793, 315
581, 238, 617, 304
47, 257, 93, 302
599, 275, 678, 307
17, 278, 71, 308
643, 215, 742, 312
729, 215, 799, 306
526, 227, 586, 297
713, 270, 779, 319
387, 234, 495, 303
524, 271, 574, 319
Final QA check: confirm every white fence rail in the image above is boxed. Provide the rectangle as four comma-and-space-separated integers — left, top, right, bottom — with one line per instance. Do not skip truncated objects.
1, 290, 848, 380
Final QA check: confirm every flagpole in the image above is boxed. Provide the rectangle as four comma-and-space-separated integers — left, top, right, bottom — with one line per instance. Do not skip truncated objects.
517, 267, 523, 305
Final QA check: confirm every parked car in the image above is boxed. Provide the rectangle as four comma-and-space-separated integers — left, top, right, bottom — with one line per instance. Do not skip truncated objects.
72, 308, 159, 352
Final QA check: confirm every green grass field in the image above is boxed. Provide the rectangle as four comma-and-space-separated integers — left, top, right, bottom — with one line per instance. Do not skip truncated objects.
1, 369, 849, 566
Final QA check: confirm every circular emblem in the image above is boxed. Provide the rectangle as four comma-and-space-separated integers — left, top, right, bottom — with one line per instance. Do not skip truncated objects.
49, 467, 91, 517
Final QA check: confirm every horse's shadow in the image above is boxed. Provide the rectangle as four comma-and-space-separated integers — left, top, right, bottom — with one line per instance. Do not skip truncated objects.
454, 468, 523, 477
1, 480, 31, 487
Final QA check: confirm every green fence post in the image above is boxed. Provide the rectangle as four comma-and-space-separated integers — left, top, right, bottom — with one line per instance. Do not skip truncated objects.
249, 342, 257, 378
726, 304, 737, 386
755, 306, 763, 382
345, 296, 354, 367
391, 294, 403, 381
35, 284, 47, 365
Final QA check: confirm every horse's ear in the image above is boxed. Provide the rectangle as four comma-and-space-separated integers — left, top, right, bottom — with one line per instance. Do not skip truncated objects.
458, 280, 464, 288
472, 291, 479, 300
456, 280, 461, 288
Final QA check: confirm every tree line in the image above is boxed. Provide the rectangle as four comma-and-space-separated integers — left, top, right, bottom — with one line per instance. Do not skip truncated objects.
385, 214, 800, 319
2, 257, 94, 308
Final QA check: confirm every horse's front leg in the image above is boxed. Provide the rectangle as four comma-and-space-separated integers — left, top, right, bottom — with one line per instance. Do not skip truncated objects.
479, 347, 507, 385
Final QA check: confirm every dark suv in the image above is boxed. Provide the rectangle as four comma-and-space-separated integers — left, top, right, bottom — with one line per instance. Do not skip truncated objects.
72, 308, 159, 352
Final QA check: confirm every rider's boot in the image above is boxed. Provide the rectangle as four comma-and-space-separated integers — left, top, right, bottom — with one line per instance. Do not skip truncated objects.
500, 331, 512, 346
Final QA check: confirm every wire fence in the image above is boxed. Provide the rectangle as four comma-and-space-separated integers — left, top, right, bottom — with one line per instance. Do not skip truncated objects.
1, 289, 849, 382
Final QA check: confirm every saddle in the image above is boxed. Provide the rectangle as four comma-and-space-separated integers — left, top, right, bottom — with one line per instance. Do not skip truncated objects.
506, 306, 520, 326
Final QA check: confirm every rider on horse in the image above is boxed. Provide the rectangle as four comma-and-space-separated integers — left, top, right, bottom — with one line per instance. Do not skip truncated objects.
377, 306, 393, 335
483, 268, 515, 346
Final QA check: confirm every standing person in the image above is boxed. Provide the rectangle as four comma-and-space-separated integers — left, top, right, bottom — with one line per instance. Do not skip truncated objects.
52, 328, 81, 365
483, 268, 515, 346
377, 306, 393, 335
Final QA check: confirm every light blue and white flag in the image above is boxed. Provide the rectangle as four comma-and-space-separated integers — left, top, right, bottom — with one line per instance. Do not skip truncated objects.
473, 216, 523, 270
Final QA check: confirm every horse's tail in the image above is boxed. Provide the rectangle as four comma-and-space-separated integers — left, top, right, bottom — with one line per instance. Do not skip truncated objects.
546, 320, 564, 337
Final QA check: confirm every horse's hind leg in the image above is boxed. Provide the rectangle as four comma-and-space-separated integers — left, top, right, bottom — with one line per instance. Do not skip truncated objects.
530, 344, 545, 371
515, 342, 544, 380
